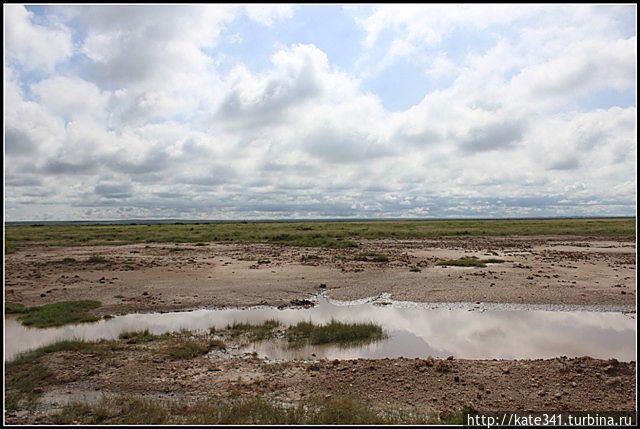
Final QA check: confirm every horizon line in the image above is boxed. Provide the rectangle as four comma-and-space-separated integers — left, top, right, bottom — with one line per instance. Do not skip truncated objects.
4, 215, 636, 225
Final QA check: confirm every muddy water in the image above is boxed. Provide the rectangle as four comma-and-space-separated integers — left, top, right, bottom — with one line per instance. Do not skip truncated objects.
4, 295, 635, 361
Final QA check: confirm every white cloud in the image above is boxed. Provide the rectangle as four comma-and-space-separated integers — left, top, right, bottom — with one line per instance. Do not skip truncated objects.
3, 5, 636, 220
4, 4, 72, 71
32, 76, 111, 120
243, 5, 295, 27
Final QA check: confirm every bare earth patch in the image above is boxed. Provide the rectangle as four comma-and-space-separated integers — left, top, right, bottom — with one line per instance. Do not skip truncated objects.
4, 236, 635, 315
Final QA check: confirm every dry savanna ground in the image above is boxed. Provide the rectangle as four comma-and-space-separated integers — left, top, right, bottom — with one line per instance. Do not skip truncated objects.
4, 219, 637, 424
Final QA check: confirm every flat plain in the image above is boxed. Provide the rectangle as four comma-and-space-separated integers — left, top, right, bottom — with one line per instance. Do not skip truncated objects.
4, 218, 637, 424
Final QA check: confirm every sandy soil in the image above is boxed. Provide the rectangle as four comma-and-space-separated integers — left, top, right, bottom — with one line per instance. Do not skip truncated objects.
4, 236, 636, 314
4, 330, 635, 424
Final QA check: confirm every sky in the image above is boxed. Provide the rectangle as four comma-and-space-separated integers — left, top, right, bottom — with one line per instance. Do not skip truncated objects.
3, 4, 637, 221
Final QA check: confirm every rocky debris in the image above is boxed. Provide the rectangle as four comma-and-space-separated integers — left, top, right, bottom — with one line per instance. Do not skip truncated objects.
289, 299, 314, 308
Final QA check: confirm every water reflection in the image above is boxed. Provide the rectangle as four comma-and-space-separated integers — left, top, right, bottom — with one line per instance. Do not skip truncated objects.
4, 296, 635, 361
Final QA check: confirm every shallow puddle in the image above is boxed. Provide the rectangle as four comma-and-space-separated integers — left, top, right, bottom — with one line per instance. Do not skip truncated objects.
4, 295, 636, 361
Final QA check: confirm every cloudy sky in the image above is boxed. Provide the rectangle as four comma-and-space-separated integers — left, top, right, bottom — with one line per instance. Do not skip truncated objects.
4, 4, 637, 220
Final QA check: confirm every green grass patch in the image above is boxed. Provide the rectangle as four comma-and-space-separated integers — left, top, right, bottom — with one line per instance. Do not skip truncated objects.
436, 256, 504, 268
16, 300, 102, 328
87, 255, 107, 263
287, 320, 385, 347
5, 240, 16, 254
4, 218, 634, 252
226, 320, 280, 341
52, 394, 440, 424
5, 302, 27, 314
353, 252, 389, 262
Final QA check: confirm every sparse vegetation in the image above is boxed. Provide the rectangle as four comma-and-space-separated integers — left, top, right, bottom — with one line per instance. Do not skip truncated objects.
118, 329, 158, 344
5, 240, 16, 254
87, 254, 108, 263
52, 394, 440, 424
209, 338, 227, 350
6, 219, 632, 252
162, 338, 225, 360
353, 252, 389, 262
300, 254, 321, 264
226, 320, 280, 341
287, 320, 385, 347
15, 300, 102, 328
5, 339, 124, 410
5, 302, 27, 314
436, 256, 504, 268
61, 257, 77, 263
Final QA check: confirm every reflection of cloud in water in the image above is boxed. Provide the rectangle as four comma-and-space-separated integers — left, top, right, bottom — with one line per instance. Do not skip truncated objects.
4, 297, 636, 361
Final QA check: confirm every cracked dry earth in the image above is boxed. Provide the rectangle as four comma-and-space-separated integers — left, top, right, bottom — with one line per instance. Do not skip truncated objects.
4, 236, 636, 315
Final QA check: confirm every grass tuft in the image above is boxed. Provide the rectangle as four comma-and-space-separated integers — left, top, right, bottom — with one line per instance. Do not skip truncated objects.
287, 319, 385, 347
16, 300, 102, 328
226, 320, 280, 341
